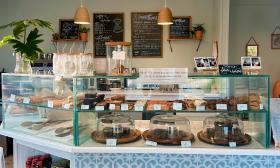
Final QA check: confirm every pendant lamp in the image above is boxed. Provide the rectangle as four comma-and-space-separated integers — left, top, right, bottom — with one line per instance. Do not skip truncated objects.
158, 0, 173, 25
74, 0, 90, 24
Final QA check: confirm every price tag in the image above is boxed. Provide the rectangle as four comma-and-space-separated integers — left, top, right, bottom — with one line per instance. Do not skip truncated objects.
237, 104, 248, 111
216, 104, 227, 110
229, 142, 237, 148
196, 106, 206, 111
112, 51, 126, 60
109, 104, 116, 110
181, 141, 192, 148
63, 104, 71, 109
10, 94, 16, 102
81, 105, 89, 110
135, 104, 144, 111
121, 104, 129, 111
95, 106, 104, 111
23, 97, 30, 104
145, 140, 157, 147
153, 104, 161, 111
47, 100, 54, 108
106, 139, 117, 147
260, 104, 264, 110
173, 103, 182, 111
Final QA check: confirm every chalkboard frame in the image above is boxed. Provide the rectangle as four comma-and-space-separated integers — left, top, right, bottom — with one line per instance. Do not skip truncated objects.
93, 13, 125, 57
168, 16, 192, 40
59, 19, 80, 40
131, 12, 163, 58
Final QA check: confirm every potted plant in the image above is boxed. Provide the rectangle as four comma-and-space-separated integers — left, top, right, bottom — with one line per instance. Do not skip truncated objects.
79, 26, 90, 41
0, 19, 53, 73
192, 24, 205, 40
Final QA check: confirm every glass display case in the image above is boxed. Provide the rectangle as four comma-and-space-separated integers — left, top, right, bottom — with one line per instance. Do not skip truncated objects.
1, 73, 270, 148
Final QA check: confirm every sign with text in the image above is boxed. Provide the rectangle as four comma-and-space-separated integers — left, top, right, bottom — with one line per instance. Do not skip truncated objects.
219, 65, 243, 75
138, 68, 188, 84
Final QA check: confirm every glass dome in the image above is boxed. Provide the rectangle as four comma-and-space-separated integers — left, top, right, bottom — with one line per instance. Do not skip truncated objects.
142, 114, 194, 145
198, 114, 251, 146
92, 113, 141, 144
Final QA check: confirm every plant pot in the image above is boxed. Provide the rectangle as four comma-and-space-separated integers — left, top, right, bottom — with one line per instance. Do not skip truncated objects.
194, 31, 204, 40
14, 53, 32, 74
80, 33, 88, 42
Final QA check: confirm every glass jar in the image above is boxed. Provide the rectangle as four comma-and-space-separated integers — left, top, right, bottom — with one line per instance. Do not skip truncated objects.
106, 42, 132, 76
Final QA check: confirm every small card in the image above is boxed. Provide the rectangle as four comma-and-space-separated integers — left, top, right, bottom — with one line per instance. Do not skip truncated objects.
23, 97, 30, 104
216, 104, 227, 110
237, 104, 248, 111
106, 139, 117, 147
229, 142, 237, 148
95, 106, 104, 111
63, 104, 71, 110
10, 94, 16, 102
196, 106, 206, 111
181, 141, 192, 148
153, 104, 161, 111
81, 105, 89, 110
223, 127, 229, 136
145, 140, 157, 147
109, 104, 116, 110
173, 103, 182, 111
260, 104, 264, 110
135, 104, 144, 111
47, 100, 54, 108
121, 104, 129, 111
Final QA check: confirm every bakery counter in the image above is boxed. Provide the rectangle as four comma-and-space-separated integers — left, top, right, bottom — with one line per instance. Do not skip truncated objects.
1, 122, 279, 168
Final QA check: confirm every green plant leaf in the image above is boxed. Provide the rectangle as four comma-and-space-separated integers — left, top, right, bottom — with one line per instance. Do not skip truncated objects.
0, 35, 13, 48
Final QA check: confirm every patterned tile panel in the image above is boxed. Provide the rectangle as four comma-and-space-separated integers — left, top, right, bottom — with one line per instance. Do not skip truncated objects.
73, 153, 279, 168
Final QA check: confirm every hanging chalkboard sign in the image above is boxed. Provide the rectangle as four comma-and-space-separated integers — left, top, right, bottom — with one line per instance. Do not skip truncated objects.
59, 19, 80, 40
219, 65, 243, 75
93, 13, 124, 57
131, 12, 163, 57
169, 16, 192, 40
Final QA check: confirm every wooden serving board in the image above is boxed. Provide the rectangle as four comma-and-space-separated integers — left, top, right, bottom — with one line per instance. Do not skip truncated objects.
91, 129, 141, 144
197, 131, 251, 146
142, 130, 195, 145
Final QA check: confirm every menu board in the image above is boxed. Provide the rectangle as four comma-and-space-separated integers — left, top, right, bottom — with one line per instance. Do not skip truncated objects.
169, 16, 192, 39
131, 12, 163, 57
93, 13, 124, 57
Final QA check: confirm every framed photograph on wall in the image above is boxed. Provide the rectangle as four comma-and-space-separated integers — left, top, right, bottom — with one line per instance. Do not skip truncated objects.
271, 26, 280, 49
246, 45, 258, 57
59, 19, 80, 40
271, 34, 280, 49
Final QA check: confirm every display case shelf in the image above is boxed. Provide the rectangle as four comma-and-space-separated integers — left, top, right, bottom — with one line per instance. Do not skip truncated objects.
1, 73, 270, 148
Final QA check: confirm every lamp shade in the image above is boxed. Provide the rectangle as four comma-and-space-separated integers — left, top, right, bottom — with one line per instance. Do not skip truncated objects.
158, 7, 173, 25
74, 6, 90, 24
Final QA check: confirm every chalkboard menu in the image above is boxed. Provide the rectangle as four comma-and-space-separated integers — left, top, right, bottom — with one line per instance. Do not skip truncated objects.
219, 65, 243, 75
93, 13, 124, 57
131, 12, 163, 57
169, 16, 192, 39
59, 19, 79, 40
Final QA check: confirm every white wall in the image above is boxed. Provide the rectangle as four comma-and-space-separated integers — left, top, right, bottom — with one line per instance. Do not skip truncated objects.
229, 0, 280, 91
0, 0, 217, 72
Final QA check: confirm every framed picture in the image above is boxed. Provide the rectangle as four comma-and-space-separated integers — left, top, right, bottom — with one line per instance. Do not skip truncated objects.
59, 19, 80, 40
251, 57, 262, 69
194, 57, 210, 70
241, 57, 252, 69
208, 57, 218, 68
271, 34, 280, 49
246, 45, 258, 57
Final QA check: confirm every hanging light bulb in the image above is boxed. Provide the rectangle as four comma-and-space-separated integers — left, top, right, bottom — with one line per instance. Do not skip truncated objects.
74, 0, 90, 24
158, 0, 173, 25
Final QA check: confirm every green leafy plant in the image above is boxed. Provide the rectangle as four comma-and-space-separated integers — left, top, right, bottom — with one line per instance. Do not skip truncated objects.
79, 26, 90, 33
192, 24, 205, 32
0, 19, 54, 62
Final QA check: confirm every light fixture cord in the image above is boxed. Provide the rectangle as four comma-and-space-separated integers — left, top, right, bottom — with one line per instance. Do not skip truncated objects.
81, 0, 83, 7
165, 0, 167, 7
